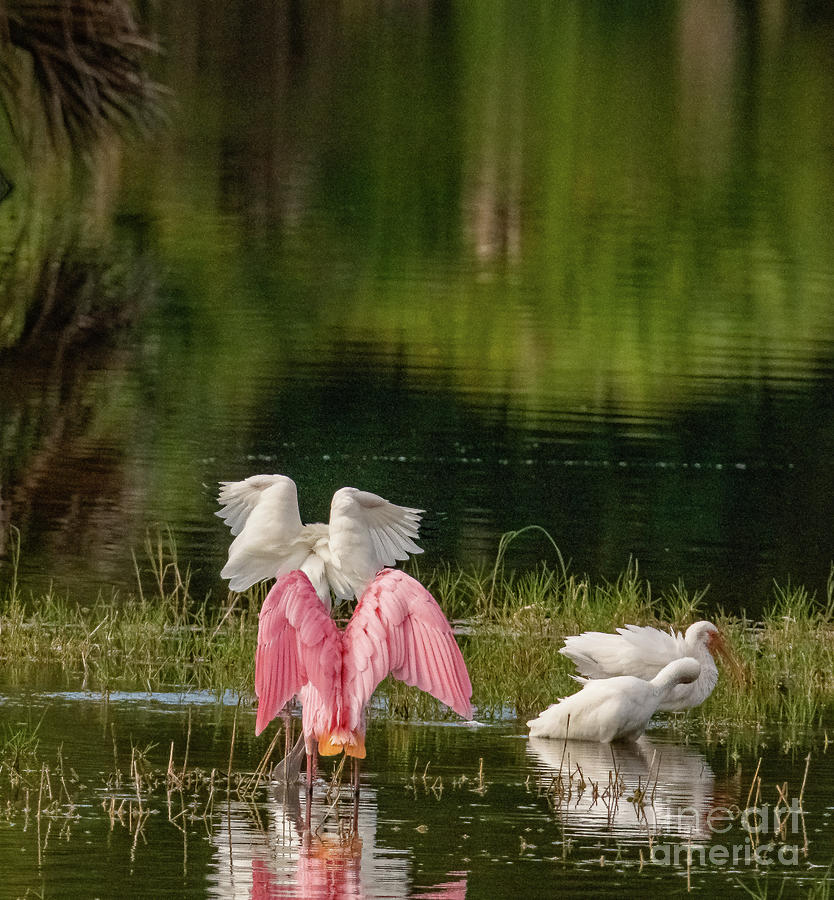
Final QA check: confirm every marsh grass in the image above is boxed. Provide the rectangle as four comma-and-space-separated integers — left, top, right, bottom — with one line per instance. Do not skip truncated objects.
398, 538, 834, 741
1, 0, 164, 147
698, 581, 834, 740
0, 527, 260, 694
0, 710, 45, 799
0, 708, 287, 862
3, 527, 834, 740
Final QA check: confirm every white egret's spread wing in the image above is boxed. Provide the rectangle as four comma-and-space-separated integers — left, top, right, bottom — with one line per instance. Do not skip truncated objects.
218, 476, 425, 600
219, 476, 307, 592
327, 488, 423, 598
216, 474, 295, 536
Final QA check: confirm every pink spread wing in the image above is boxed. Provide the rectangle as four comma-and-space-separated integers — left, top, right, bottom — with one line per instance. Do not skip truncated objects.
255, 571, 341, 735
343, 570, 473, 726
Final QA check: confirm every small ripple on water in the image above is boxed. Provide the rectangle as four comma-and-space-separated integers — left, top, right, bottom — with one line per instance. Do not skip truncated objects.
0, 687, 242, 708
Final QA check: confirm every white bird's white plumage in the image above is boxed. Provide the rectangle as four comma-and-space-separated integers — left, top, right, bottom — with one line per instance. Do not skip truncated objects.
216, 474, 423, 608
527, 736, 717, 839
526, 656, 702, 743
559, 621, 723, 711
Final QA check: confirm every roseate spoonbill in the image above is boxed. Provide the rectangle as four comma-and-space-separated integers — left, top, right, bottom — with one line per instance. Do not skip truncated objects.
526, 656, 701, 742
217, 474, 423, 608
255, 567, 472, 828
560, 621, 739, 711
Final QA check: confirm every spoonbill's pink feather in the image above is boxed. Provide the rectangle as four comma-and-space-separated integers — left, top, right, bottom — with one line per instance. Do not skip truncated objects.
254, 572, 340, 736
254, 569, 472, 753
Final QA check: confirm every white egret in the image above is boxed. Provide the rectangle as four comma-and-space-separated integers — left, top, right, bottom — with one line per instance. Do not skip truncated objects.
560, 621, 738, 711
526, 656, 702, 742
216, 474, 423, 608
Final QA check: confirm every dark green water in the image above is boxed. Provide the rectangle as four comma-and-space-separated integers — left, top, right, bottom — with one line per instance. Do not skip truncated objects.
3, 6, 834, 892
0, 688, 832, 898
4, 3, 834, 613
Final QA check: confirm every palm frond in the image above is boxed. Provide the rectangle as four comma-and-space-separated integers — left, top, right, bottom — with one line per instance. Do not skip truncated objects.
0, 0, 163, 147
0, 167, 12, 202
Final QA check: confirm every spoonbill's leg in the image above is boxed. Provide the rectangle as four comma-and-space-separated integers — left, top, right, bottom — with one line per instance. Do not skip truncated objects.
281, 705, 292, 760
351, 757, 361, 834
304, 750, 317, 832
272, 733, 306, 783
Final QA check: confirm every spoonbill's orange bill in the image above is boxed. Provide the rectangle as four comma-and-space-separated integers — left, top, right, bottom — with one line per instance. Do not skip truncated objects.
216, 474, 423, 607
254, 567, 472, 823
560, 621, 739, 710
526, 656, 701, 742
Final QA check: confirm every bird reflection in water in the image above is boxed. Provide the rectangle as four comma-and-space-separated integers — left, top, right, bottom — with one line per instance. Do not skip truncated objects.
213, 775, 467, 900
251, 839, 363, 900
251, 853, 468, 900
527, 736, 738, 842
212, 778, 384, 899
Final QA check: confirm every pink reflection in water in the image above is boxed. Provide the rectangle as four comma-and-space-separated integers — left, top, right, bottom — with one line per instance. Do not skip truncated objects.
251, 849, 467, 900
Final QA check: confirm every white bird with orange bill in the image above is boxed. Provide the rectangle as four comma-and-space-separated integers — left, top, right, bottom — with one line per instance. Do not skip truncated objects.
559, 621, 736, 711
527, 656, 702, 742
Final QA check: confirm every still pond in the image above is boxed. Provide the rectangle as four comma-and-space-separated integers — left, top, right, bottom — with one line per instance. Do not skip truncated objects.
4, 2, 834, 897
1, 686, 832, 898
3, 2, 834, 614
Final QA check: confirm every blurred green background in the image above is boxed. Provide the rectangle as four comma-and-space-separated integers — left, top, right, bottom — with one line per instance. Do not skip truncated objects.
2, 0, 834, 613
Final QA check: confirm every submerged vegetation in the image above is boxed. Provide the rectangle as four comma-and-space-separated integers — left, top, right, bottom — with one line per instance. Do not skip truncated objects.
1, 528, 834, 745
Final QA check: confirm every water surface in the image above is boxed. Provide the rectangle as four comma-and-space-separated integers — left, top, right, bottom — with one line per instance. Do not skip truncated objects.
0, 687, 831, 897
3, 3, 834, 612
